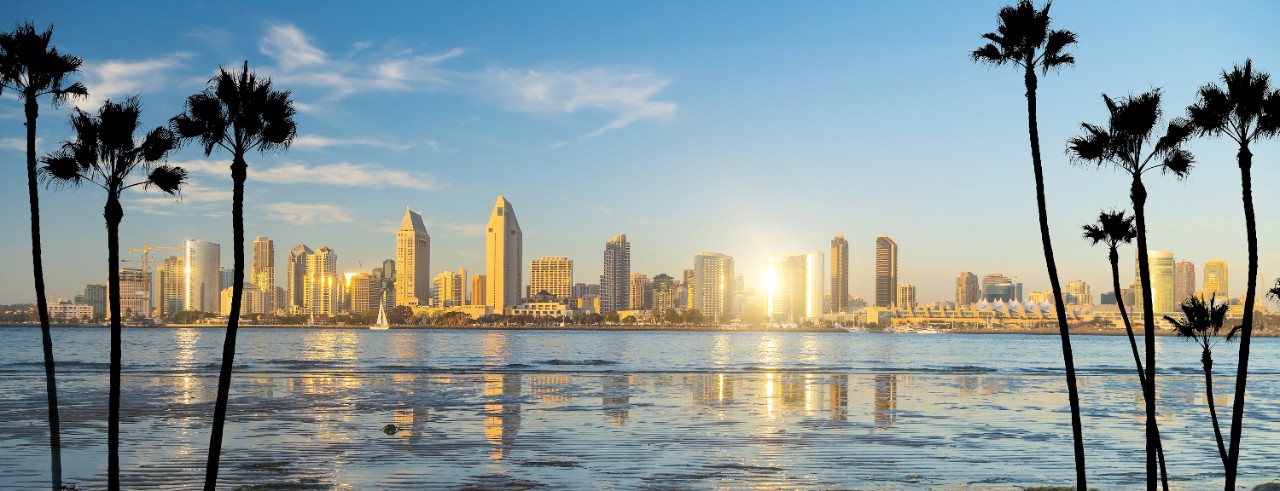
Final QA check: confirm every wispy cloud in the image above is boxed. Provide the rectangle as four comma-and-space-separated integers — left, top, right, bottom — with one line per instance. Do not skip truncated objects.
262, 202, 352, 225
479, 68, 678, 138
76, 53, 194, 109
424, 220, 485, 237
124, 177, 232, 216
177, 159, 444, 191
0, 137, 39, 152
293, 134, 414, 151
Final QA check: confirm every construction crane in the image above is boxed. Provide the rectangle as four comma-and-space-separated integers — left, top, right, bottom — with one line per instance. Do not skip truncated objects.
124, 242, 184, 317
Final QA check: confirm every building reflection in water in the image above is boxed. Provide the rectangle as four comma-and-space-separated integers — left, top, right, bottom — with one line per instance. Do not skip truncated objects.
393, 406, 430, 444
874, 374, 899, 430
481, 331, 512, 365
711, 334, 732, 367
603, 375, 631, 426
483, 373, 521, 460
300, 329, 359, 362
525, 374, 571, 404
691, 373, 734, 408
829, 374, 848, 421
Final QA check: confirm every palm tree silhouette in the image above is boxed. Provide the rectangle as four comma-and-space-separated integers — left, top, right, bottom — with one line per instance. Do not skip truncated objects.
1164, 295, 1236, 469
970, 2, 1084, 487
171, 61, 296, 491
1082, 210, 1168, 490
0, 22, 86, 491
1185, 59, 1280, 490
41, 96, 185, 491
1068, 89, 1193, 491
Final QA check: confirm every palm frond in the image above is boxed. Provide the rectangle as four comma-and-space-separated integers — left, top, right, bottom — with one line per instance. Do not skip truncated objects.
146, 165, 187, 195
39, 151, 84, 187
1066, 123, 1110, 164
1187, 84, 1231, 136
1041, 29, 1077, 72
1160, 149, 1194, 179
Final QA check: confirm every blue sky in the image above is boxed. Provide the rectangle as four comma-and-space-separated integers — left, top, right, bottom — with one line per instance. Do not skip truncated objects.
2, 0, 1278, 305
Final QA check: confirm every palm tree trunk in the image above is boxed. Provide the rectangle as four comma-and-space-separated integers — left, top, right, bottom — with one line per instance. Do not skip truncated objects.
1203, 352, 1227, 466
205, 154, 246, 491
1025, 67, 1086, 491
1112, 248, 1169, 491
1225, 146, 1256, 490
1131, 178, 1157, 491
105, 196, 124, 491
25, 93, 63, 491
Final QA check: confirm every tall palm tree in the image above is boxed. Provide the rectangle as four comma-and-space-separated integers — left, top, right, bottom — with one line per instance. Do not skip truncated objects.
170, 61, 296, 491
0, 23, 86, 491
971, 2, 1084, 487
1082, 210, 1167, 491
1068, 90, 1194, 491
1164, 295, 1236, 469
1185, 59, 1280, 490
41, 96, 185, 491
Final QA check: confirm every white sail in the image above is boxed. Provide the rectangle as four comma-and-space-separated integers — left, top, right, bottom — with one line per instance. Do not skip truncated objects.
371, 293, 390, 330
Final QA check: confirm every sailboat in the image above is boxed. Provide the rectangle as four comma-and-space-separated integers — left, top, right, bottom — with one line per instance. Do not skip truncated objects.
370, 293, 390, 330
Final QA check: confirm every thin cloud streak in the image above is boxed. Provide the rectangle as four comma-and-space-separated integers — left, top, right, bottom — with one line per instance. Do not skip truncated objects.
175, 159, 444, 191
293, 134, 414, 151
262, 202, 353, 225
76, 53, 194, 109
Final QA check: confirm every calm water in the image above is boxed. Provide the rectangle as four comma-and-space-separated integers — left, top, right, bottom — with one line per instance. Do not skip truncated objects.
1, 327, 1279, 490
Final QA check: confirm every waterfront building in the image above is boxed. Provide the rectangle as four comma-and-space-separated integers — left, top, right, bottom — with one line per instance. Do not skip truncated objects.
956, 272, 979, 306
1203, 260, 1228, 300
218, 267, 234, 293
349, 272, 378, 313
286, 244, 312, 314
486, 196, 523, 309
184, 238, 221, 313
601, 234, 631, 312
896, 284, 917, 310
874, 235, 898, 308
1134, 250, 1176, 314
396, 208, 431, 307
252, 236, 276, 313
110, 268, 149, 319
982, 274, 1021, 303
376, 259, 396, 309
221, 283, 267, 316
157, 256, 184, 317
572, 283, 600, 299
50, 298, 94, 321
305, 247, 338, 314
830, 234, 849, 313
531, 256, 574, 300
471, 274, 487, 306
1101, 292, 1117, 305
767, 251, 824, 322
81, 284, 106, 319
629, 273, 651, 310
1065, 280, 1092, 306
434, 270, 464, 307
1174, 260, 1195, 304
693, 252, 735, 322
651, 274, 677, 312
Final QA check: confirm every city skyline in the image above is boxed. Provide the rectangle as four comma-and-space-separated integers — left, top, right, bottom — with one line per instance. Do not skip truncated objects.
2, 1, 1278, 306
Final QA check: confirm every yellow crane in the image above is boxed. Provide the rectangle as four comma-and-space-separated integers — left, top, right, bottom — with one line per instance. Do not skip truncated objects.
124, 242, 184, 317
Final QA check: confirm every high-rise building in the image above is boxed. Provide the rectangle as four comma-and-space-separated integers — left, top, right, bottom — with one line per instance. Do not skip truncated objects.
1135, 250, 1176, 314
286, 244, 312, 314
433, 270, 463, 307
896, 284, 917, 310
767, 251, 824, 322
395, 208, 431, 307
981, 274, 1021, 302
218, 267, 234, 293
82, 284, 106, 319
376, 259, 396, 309
486, 196, 523, 309
110, 268, 149, 319
252, 236, 276, 313
1203, 260, 1228, 300
572, 283, 599, 299
874, 235, 898, 308
956, 272, 979, 306
830, 234, 849, 313
220, 283, 267, 316
651, 274, 677, 312
601, 234, 631, 312
305, 246, 338, 314
349, 272, 378, 313
629, 273, 651, 310
471, 274, 487, 306
1174, 260, 1195, 304
530, 257, 574, 300
457, 267, 468, 307
1065, 280, 1092, 306
156, 256, 184, 317
693, 252, 735, 322
184, 238, 221, 313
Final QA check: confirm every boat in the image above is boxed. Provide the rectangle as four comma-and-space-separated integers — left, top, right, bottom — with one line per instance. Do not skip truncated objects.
370, 294, 390, 330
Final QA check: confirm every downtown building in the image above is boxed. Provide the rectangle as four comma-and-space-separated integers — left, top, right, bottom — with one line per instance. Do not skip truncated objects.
286, 244, 313, 314
600, 234, 631, 312
830, 234, 849, 313
1134, 250, 1176, 314
767, 251, 824, 323
434, 270, 464, 307
629, 273, 651, 311
530, 256, 574, 300
874, 235, 898, 308
156, 256, 184, 318
651, 274, 677, 312
184, 238, 220, 313
896, 284, 917, 310
396, 208, 431, 307
109, 268, 150, 319
486, 196, 523, 309
1175, 260, 1196, 304
252, 236, 276, 313
956, 271, 979, 306
304, 247, 339, 314
1203, 260, 1228, 299
693, 252, 735, 323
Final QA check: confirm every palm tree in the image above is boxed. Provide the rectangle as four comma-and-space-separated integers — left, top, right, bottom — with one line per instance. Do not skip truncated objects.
170, 61, 296, 491
971, 2, 1084, 487
1185, 59, 1280, 490
0, 23, 86, 491
1082, 210, 1168, 491
40, 96, 185, 491
1164, 295, 1237, 469
1068, 90, 1194, 491
1270, 279, 1280, 305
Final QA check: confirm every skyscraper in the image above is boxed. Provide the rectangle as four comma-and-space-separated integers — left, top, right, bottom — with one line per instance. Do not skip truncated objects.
830, 234, 849, 313
471, 274, 487, 306
286, 244, 313, 314
395, 208, 431, 307
110, 268, 149, 319
305, 246, 338, 314
874, 235, 898, 308
896, 284, 917, 310
767, 251, 824, 322
1065, 280, 1092, 306
184, 238, 220, 313
601, 234, 631, 312
693, 252, 735, 322
629, 273, 651, 310
378, 259, 395, 309
252, 236, 276, 313
956, 271, 979, 306
486, 196, 522, 309
530, 256, 573, 300
1174, 260, 1195, 304
1135, 250, 1176, 314
433, 270, 463, 307
651, 274, 677, 312
158, 256, 184, 317
349, 272, 378, 313
1203, 260, 1228, 299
